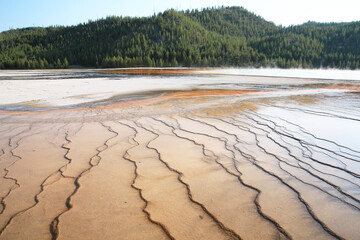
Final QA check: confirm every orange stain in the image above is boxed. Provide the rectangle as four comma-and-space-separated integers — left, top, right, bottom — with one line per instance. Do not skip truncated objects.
98, 69, 199, 75
98, 90, 257, 110
322, 84, 360, 91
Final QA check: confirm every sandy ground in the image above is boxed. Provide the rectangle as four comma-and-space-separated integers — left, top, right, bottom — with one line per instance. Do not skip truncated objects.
0, 70, 360, 239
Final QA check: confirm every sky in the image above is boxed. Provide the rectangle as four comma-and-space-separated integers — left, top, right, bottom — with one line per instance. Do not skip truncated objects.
1, 0, 360, 32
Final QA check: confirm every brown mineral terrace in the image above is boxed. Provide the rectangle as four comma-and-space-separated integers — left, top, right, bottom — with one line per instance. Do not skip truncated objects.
0, 70, 360, 240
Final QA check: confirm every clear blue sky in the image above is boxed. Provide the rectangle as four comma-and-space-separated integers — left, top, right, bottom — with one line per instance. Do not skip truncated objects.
1, 0, 360, 32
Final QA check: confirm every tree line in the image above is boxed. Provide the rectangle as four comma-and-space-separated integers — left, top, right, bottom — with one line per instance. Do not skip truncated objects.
0, 7, 359, 69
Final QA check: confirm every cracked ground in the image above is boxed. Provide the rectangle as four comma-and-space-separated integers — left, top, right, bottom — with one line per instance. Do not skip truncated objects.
0, 70, 360, 239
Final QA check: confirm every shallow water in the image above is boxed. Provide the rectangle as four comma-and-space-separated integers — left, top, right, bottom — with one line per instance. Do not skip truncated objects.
208, 68, 360, 81
0, 69, 359, 239
0, 68, 358, 110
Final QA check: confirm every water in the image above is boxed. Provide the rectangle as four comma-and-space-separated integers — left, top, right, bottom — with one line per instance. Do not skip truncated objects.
208, 68, 360, 81
0, 68, 360, 239
0, 68, 359, 109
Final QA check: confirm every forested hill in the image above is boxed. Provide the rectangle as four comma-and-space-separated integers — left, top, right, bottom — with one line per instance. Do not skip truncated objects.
1, 6, 359, 69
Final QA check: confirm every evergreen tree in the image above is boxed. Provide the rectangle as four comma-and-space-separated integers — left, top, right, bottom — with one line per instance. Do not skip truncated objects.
0, 7, 359, 69
64, 57, 69, 68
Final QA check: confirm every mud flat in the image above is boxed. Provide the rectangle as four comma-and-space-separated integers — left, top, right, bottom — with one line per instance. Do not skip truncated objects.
0, 69, 360, 239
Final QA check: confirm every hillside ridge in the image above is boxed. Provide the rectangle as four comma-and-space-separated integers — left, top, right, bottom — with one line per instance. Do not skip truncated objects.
0, 6, 359, 69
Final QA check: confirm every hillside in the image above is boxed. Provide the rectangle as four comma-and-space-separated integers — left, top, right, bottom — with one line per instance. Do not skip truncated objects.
0, 6, 359, 69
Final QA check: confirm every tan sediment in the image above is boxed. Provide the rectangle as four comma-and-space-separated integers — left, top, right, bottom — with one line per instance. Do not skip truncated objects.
0, 125, 29, 200
172, 116, 332, 240
122, 120, 230, 239
0, 103, 356, 240
0, 124, 70, 238
59, 122, 114, 178
1, 178, 75, 239
57, 122, 169, 240
139, 117, 282, 239
1, 73, 360, 240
